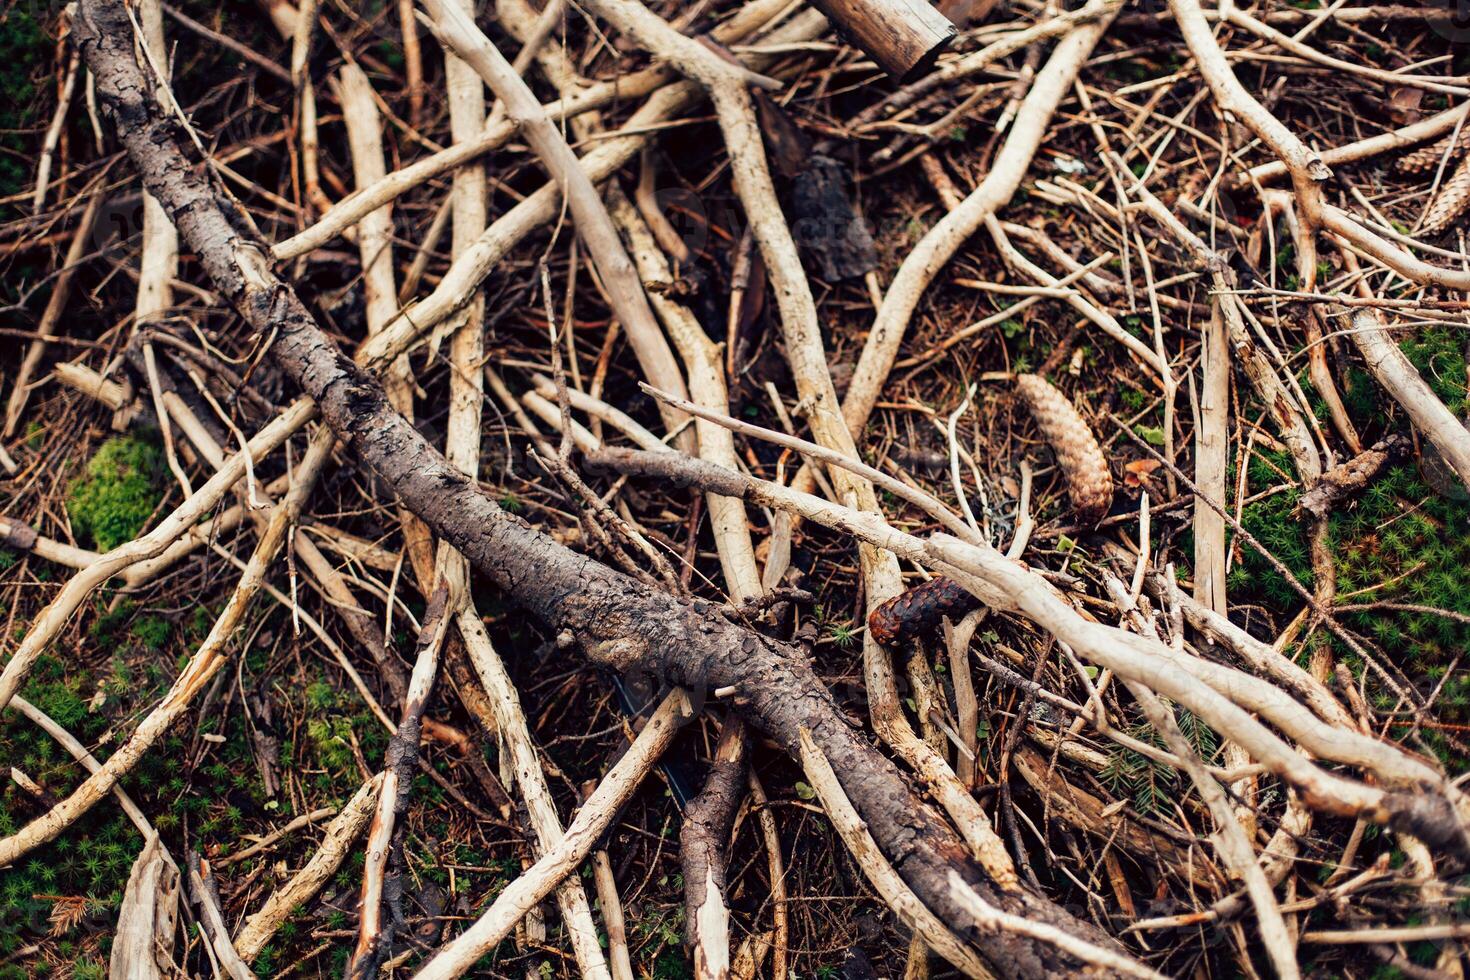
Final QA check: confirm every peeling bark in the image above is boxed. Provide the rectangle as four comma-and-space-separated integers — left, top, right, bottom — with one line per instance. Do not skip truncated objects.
682, 720, 746, 980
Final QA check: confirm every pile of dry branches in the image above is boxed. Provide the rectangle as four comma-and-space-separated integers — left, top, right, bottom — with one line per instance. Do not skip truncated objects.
3, 0, 1470, 975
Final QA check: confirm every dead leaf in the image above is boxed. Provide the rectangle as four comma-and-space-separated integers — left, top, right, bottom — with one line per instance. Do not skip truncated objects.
1387, 87, 1424, 126
1123, 458, 1162, 488
942, 0, 999, 25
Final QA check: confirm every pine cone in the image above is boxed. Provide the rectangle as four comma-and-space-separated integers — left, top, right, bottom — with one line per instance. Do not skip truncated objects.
868, 576, 980, 645
1421, 152, 1470, 236
1014, 374, 1114, 524
1398, 127, 1470, 175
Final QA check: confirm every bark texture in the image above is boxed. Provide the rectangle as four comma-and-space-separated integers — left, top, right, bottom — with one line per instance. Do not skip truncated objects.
802, 0, 957, 78
1297, 435, 1409, 519
72, 3, 1118, 973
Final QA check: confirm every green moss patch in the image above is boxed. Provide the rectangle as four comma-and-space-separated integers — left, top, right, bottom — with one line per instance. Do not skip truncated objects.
66, 435, 164, 552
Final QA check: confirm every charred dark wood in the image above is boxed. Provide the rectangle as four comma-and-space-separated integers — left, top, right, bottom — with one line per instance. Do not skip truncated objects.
73, 3, 1121, 973
791, 155, 879, 282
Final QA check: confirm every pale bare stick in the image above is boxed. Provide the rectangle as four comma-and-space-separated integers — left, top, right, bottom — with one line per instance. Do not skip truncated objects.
0, 425, 335, 866
397, 0, 425, 127
152, 380, 411, 715
846, 0, 1119, 138
1337, 251, 1470, 491
5, 190, 104, 438
350, 11, 832, 376
32, 362, 301, 586
635, 146, 691, 264
457, 611, 611, 978
1301, 924, 1470, 944
185, 855, 255, 980
796, 729, 993, 979
1244, 101, 1470, 185
984, 213, 1164, 375
418, 0, 693, 446
608, 185, 762, 602
439, 0, 487, 563
32, 41, 79, 212
484, 12, 762, 954
1105, 577, 1300, 980
216, 807, 337, 867
289, 0, 335, 216
1319, 198, 1470, 291
338, 62, 413, 420
273, 75, 651, 261
528, 375, 669, 452
575, 0, 1016, 892
134, 0, 178, 336
51, 360, 127, 409
1193, 300, 1230, 617
841, 13, 1118, 453
1225, 5, 1470, 96
593, 447, 1470, 845
590, 847, 635, 980
349, 585, 452, 974
946, 872, 1165, 980
1171, 0, 1330, 199
233, 775, 382, 962
141, 342, 194, 498
1171, 0, 1470, 295
500, 0, 571, 81
1152, 572, 1354, 732
268, 0, 796, 258
0, 397, 315, 713
501, 0, 762, 606
0, 517, 102, 571
337, 61, 437, 590
424, 0, 540, 883
414, 691, 688, 980
11, 694, 161, 849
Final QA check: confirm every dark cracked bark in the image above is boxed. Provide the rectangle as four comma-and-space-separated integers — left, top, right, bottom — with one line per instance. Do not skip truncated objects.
71, 3, 1126, 975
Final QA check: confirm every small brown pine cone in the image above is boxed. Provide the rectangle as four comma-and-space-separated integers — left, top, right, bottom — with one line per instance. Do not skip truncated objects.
1397, 128, 1470, 175
1014, 373, 1113, 524
1420, 153, 1470, 236
867, 576, 981, 645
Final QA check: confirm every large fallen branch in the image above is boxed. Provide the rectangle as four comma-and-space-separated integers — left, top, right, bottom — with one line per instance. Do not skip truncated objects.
589, 443, 1470, 854
0, 5, 831, 725
66, 2, 1123, 974
576, 0, 1019, 898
